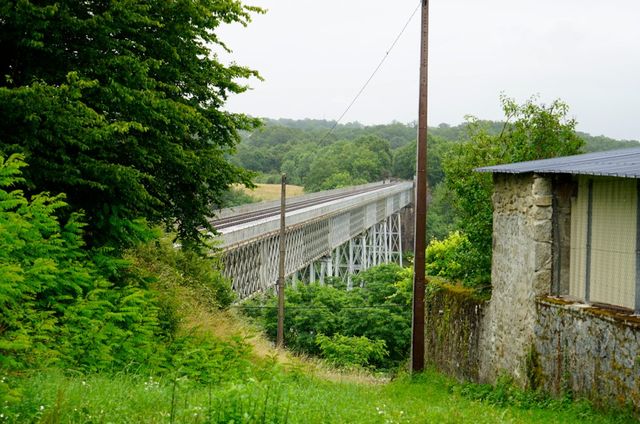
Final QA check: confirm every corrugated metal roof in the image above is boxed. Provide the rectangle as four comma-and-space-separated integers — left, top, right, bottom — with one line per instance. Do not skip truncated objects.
475, 147, 640, 178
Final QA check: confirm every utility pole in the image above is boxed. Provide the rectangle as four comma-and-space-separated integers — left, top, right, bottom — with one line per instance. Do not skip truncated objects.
411, 0, 429, 373
276, 173, 287, 348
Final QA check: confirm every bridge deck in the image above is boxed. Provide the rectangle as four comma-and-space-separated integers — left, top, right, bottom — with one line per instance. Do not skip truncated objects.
212, 181, 413, 249
212, 181, 414, 297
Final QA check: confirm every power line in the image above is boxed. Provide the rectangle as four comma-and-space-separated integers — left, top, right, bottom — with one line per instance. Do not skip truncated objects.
319, 1, 422, 143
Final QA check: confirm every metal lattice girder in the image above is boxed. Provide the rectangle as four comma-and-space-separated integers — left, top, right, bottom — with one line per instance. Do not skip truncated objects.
294, 213, 404, 289
220, 184, 412, 299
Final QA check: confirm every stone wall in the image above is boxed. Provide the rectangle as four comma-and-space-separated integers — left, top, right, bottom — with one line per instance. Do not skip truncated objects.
479, 173, 554, 385
423, 171, 640, 410
424, 283, 486, 382
535, 298, 640, 409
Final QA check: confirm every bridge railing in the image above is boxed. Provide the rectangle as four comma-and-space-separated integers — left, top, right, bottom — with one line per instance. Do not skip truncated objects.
211, 180, 391, 221
216, 181, 414, 298
216, 181, 413, 249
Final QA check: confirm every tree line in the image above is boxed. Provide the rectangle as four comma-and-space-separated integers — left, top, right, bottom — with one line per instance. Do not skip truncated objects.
233, 99, 638, 286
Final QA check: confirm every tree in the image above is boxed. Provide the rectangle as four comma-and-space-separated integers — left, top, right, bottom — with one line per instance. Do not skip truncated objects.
391, 135, 448, 186
280, 142, 319, 186
0, 1, 263, 248
354, 135, 392, 178
442, 96, 584, 285
301, 137, 392, 192
320, 172, 366, 191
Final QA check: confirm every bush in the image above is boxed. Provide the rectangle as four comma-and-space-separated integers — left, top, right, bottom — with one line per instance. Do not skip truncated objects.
218, 187, 258, 208
161, 335, 255, 384
242, 264, 412, 369
127, 237, 235, 313
425, 231, 470, 282
316, 333, 388, 369
0, 154, 163, 371
0, 154, 239, 374
254, 173, 282, 184
425, 231, 490, 287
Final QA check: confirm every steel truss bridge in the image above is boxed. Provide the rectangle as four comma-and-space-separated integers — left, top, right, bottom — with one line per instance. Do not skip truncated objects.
211, 181, 414, 299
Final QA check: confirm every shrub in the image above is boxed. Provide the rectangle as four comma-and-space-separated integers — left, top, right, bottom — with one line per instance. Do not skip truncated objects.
0, 154, 163, 371
425, 231, 471, 282
316, 333, 388, 369
425, 230, 490, 287
219, 187, 258, 208
161, 335, 254, 384
127, 237, 235, 313
242, 264, 412, 369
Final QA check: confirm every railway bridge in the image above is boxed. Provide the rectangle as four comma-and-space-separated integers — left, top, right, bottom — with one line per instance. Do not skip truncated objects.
211, 181, 414, 298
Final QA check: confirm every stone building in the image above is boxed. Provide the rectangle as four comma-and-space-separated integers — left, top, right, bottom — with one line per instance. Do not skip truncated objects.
474, 147, 640, 407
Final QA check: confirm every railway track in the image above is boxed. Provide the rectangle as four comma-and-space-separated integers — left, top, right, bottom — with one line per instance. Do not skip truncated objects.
210, 182, 396, 230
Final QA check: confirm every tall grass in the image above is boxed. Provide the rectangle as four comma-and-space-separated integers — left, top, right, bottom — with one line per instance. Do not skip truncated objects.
2, 368, 635, 423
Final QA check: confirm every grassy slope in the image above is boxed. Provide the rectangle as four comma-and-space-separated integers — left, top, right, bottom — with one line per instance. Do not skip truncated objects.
4, 255, 635, 423
6, 302, 635, 423
9, 368, 634, 423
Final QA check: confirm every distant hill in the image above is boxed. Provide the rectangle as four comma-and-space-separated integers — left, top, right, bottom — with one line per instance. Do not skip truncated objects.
253, 118, 638, 152
576, 132, 639, 152
234, 117, 639, 191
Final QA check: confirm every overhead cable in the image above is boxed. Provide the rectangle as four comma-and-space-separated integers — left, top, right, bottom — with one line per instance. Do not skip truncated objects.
319, 0, 422, 143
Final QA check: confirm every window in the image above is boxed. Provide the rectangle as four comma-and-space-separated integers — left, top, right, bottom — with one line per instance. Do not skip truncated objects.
569, 176, 637, 310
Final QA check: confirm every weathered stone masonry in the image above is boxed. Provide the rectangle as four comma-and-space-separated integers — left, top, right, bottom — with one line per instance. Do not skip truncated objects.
535, 299, 640, 408
425, 172, 640, 410
424, 284, 486, 382
479, 173, 554, 385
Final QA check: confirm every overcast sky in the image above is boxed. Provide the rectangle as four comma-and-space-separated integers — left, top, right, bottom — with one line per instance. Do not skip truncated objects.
218, 0, 640, 140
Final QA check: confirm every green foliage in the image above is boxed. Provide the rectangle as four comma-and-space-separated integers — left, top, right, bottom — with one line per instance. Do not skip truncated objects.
427, 182, 459, 241
426, 231, 472, 282
441, 96, 585, 286
579, 132, 640, 152
319, 172, 367, 191
391, 135, 448, 188
234, 115, 635, 258
238, 116, 636, 192
391, 141, 417, 180
0, 154, 240, 375
453, 374, 623, 415
243, 264, 411, 369
304, 136, 392, 192
3, 368, 634, 423
161, 335, 254, 385
127, 235, 235, 314
0, 0, 262, 248
316, 333, 388, 369
0, 154, 162, 371
254, 172, 285, 184
218, 187, 258, 208
2, 335, 264, 423
458, 376, 552, 409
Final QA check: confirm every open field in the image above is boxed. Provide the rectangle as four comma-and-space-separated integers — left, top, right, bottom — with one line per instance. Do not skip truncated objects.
240, 183, 305, 201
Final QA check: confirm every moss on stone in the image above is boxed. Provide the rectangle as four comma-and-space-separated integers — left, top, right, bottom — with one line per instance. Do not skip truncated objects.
525, 344, 543, 391
539, 296, 640, 328
424, 280, 487, 382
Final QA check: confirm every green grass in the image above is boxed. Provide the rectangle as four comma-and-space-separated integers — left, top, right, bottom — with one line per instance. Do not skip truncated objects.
2, 369, 635, 423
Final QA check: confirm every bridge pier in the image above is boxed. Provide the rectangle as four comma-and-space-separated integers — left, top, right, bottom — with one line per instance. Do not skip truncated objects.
400, 204, 414, 253
294, 212, 405, 288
